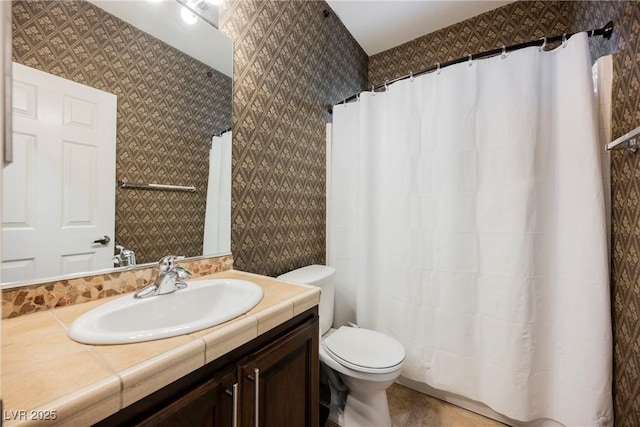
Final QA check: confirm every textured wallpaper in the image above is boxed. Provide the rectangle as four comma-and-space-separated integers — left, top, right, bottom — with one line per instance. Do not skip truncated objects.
219, 0, 367, 277
12, 0, 232, 264
369, 1, 640, 425
604, 3, 640, 426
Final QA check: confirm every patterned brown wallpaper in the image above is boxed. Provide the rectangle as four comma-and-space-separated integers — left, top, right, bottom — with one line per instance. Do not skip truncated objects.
604, 2, 640, 426
368, 1, 640, 425
219, 1, 367, 277
12, 0, 232, 264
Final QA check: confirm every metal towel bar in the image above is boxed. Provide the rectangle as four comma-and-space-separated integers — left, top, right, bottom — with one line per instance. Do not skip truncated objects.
606, 125, 640, 153
117, 180, 196, 192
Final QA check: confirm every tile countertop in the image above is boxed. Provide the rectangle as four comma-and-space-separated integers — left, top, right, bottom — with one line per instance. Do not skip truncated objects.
1, 270, 320, 427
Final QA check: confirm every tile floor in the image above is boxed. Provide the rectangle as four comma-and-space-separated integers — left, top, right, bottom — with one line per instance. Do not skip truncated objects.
326, 383, 508, 427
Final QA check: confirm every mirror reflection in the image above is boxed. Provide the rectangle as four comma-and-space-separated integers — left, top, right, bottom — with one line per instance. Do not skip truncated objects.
2, 0, 233, 285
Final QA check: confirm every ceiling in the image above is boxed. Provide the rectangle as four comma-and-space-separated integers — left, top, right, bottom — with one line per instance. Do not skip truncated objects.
325, 0, 515, 56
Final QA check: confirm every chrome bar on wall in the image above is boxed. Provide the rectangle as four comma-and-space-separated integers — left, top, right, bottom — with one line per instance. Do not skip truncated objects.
117, 180, 196, 192
606, 125, 640, 153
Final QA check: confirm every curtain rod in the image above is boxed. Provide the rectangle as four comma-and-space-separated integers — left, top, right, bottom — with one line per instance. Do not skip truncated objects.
328, 21, 614, 112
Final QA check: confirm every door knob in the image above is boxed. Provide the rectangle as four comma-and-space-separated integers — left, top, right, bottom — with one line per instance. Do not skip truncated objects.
92, 235, 111, 245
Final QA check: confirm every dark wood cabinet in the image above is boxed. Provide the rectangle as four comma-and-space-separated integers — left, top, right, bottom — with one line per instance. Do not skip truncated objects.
134, 367, 236, 427
238, 316, 319, 427
96, 308, 319, 427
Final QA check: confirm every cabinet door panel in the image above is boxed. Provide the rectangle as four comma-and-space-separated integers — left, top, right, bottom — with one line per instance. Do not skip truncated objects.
239, 318, 319, 427
135, 367, 236, 427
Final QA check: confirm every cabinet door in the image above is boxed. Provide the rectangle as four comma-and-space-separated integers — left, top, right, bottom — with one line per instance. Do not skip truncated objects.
239, 317, 319, 427
135, 367, 237, 427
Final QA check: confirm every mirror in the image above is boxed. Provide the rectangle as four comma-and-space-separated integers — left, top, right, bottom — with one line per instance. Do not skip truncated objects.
2, 0, 232, 286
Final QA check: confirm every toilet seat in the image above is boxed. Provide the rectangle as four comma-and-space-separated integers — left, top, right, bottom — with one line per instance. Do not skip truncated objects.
322, 326, 405, 374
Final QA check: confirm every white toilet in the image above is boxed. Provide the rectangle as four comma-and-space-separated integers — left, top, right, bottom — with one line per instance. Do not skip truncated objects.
278, 265, 405, 427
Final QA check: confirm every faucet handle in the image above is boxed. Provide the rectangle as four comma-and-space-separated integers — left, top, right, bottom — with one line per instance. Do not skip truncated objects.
157, 255, 185, 272
173, 266, 192, 280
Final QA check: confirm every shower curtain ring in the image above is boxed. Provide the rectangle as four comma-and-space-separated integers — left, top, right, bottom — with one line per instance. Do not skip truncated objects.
371, 85, 375, 96
562, 33, 568, 47
436, 62, 441, 74
409, 71, 414, 82
501, 45, 507, 59
538, 37, 547, 52
468, 53, 473, 67
384, 80, 389, 91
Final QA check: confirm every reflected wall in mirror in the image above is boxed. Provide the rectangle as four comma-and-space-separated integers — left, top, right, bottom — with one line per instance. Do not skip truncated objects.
3, 0, 232, 285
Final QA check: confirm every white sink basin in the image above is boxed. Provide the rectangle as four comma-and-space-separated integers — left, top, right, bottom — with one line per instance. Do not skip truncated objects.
68, 279, 264, 345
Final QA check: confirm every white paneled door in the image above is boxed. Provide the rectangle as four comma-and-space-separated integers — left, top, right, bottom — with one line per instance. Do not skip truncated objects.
2, 63, 117, 283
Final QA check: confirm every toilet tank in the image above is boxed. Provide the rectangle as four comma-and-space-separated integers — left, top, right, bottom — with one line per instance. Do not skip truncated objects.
277, 265, 335, 335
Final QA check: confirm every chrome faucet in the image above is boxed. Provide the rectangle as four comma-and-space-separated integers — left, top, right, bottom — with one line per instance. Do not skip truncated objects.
113, 245, 136, 267
133, 255, 192, 299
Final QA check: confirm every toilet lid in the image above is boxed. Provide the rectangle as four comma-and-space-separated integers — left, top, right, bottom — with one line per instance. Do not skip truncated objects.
322, 326, 405, 374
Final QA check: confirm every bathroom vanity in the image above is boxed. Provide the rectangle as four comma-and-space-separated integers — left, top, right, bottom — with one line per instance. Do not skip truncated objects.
1, 270, 320, 426
99, 303, 319, 426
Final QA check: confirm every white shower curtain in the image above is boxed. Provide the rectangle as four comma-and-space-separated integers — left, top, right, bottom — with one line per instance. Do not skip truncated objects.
329, 33, 612, 426
203, 130, 231, 255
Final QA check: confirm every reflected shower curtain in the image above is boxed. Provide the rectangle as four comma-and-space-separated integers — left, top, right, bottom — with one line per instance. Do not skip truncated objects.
203, 131, 231, 255
329, 33, 612, 426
